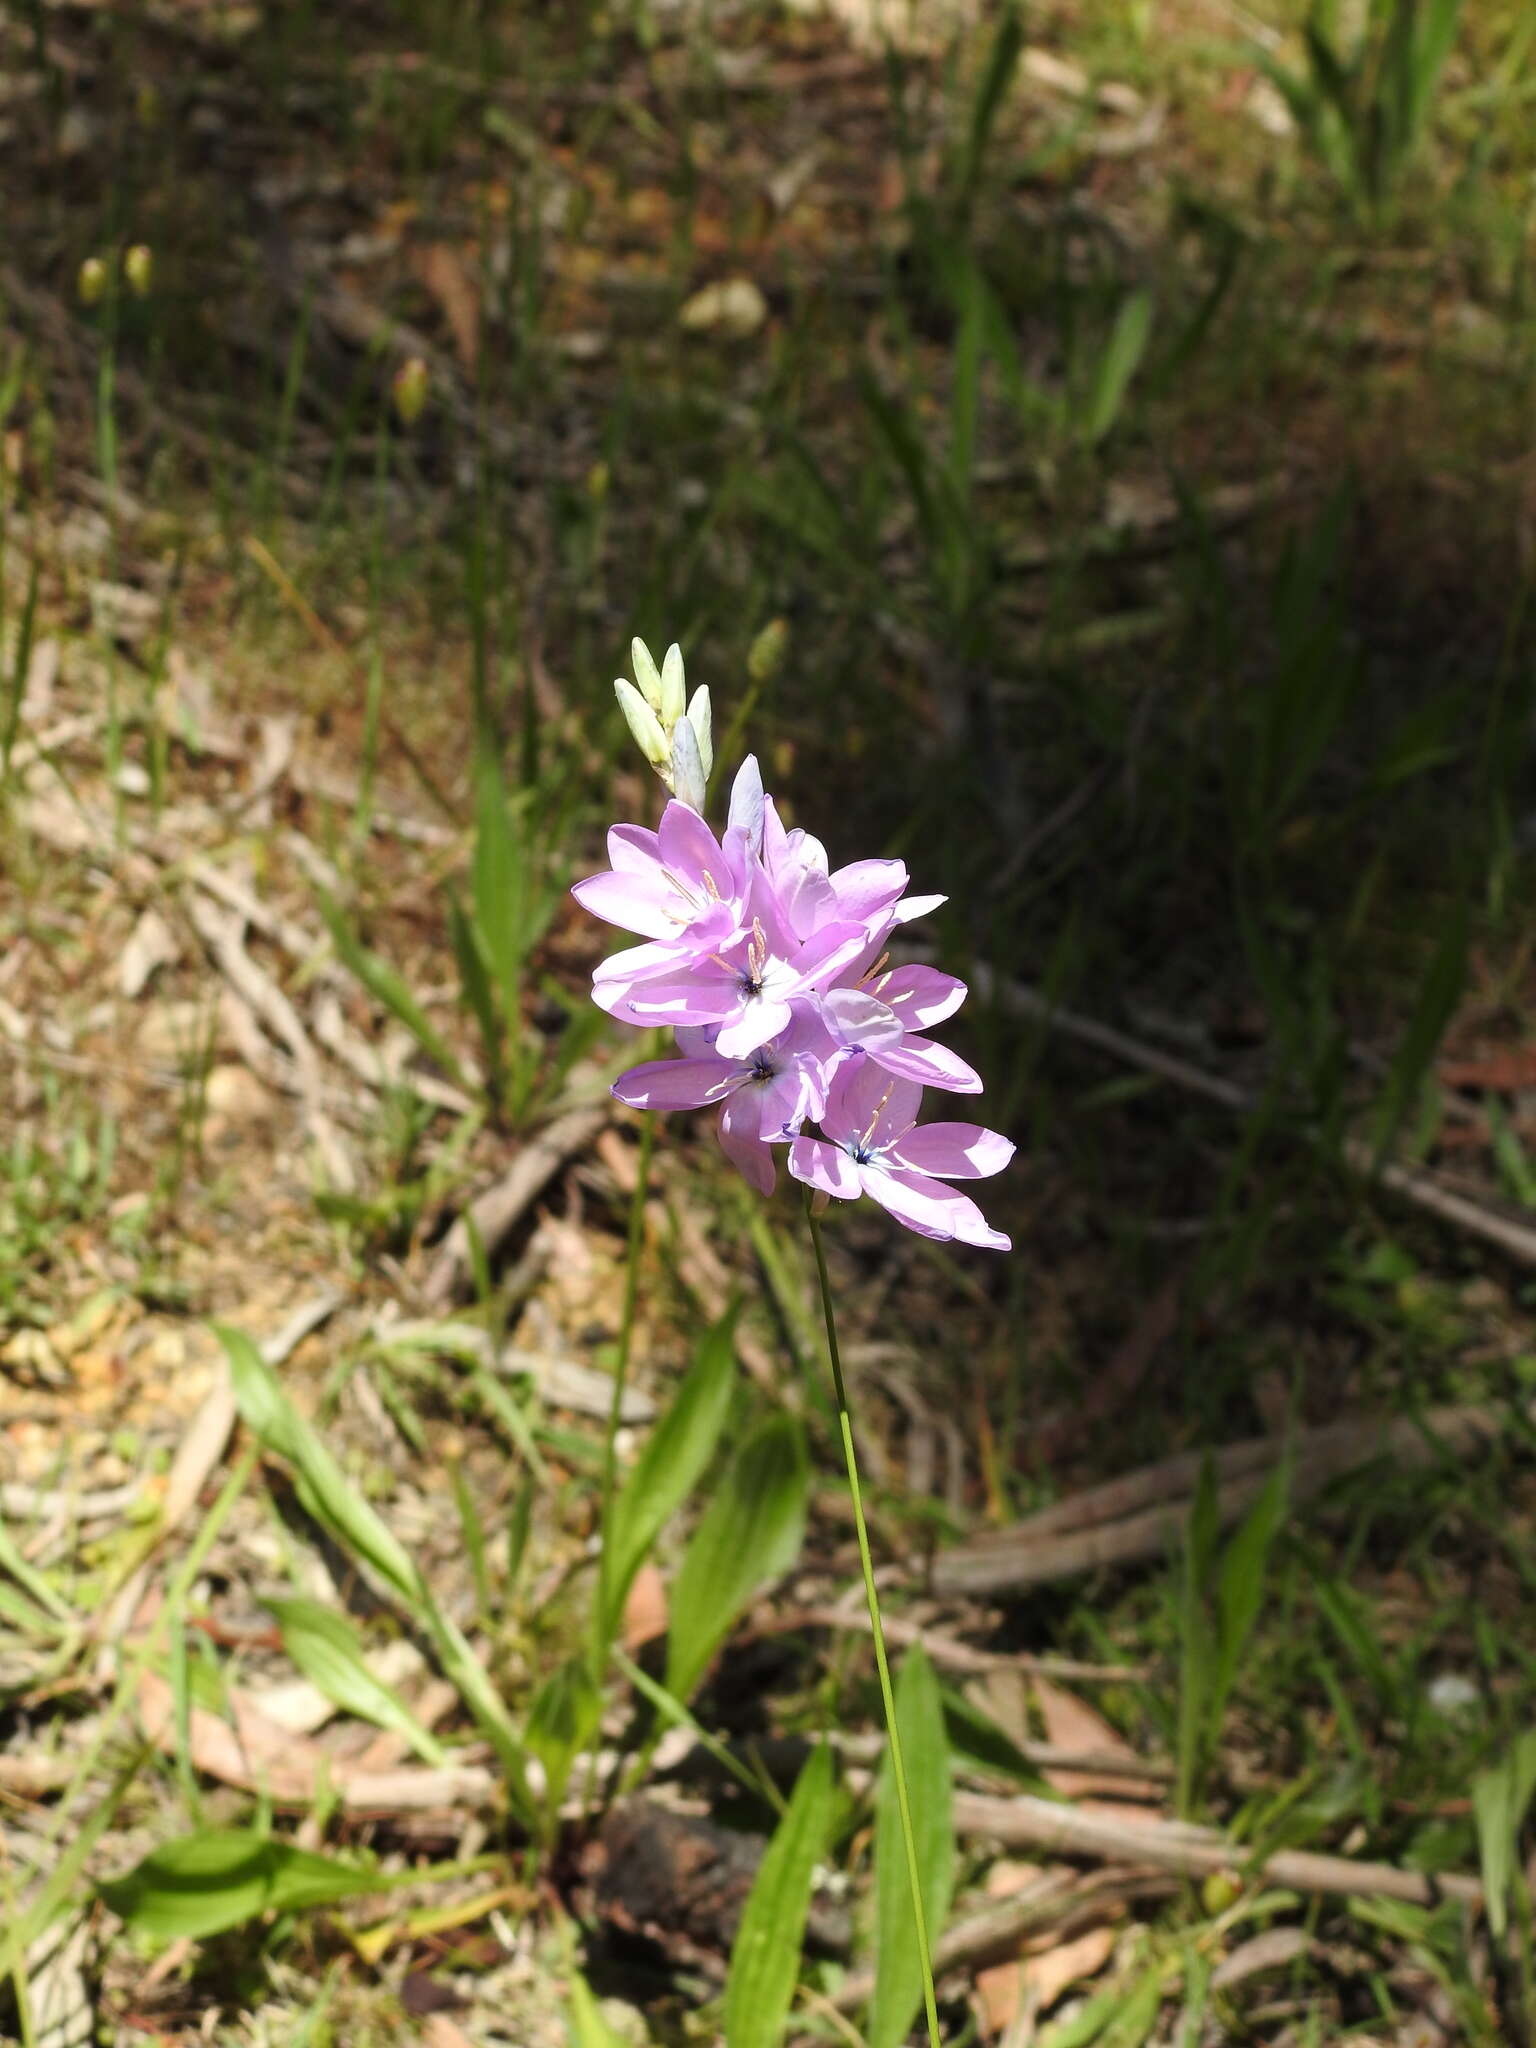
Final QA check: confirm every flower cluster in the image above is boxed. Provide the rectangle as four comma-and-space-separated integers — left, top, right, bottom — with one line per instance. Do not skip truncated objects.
575, 648, 1013, 1250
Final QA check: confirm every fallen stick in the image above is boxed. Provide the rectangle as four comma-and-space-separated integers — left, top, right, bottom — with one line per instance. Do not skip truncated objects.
930, 1399, 1507, 1598
952, 955, 1536, 1271
424, 1104, 609, 1304
948, 1788, 1483, 1909
755, 1602, 1149, 1684
827, 1871, 1168, 2013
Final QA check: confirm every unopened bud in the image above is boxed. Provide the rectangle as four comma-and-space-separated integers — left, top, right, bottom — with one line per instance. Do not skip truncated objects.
630, 637, 664, 713
747, 616, 788, 684
615, 678, 669, 769
669, 714, 707, 813
78, 256, 108, 308
1201, 1871, 1241, 1916
391, 356, 430, 426
124, 244, 153, 298
658, 642, 686, 729
587, 460, 610, 505
686, 685, 713, 783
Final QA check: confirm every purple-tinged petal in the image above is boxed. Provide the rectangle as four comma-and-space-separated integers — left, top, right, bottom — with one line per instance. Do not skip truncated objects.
728, 755, 766, 858
675, 1024, 721, 1058
715, 999, 795, 1060
822, 1058, 922, 1150
819, 987, 903, 1052
611, 1057, 741, 1113
827, 859, 908, 923
571, 870, 677, 939
870, 1034, 983, 1093
657, 800, 723, 881
592, 935, 696, 987
607, 822, 660, 871
789, 1136, 861, 1201
610, 975, 741, 1026
865, 1165, 1011, 1249
893, 893, 946, 923
863, 963, 967, 1029
719, 1095, 777, 1194
886, 1122, 1014, 1179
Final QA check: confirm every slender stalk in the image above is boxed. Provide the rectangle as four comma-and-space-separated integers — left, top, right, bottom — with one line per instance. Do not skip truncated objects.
806, 1193, 942, 2048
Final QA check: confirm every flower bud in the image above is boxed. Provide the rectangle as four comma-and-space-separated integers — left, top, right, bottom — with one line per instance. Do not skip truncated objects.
587, 460, 610, 505
615, 677, 670, 769
630, 637, 664, 713
392, 356, 430, 426
748, 616, 788, 684
658, 642, 686, 729
685, 685, 713, 783
1201, 1871, 1240, 1916
124, 244, 153, 298
77, 256, 108, 308
669, 713, 707, 813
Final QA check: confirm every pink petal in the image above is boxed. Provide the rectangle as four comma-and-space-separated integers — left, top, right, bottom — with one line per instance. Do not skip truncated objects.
865, 1164, 1011, 1249
870, 1034, 983, 1093
719, 1095, 777, 1195
788, 1136, 860, 1201
823, 1058, 922, 1150
864, 963, 967, 1029
728, 756, 765, 856
886, 1122, 1013, 1179
611, 1057, 740, 1112
715, 999, 794, 1060
827, 858, 907, 922
571, 870, 676, 939
657, 800, 723, 881
893, 893, 946, 922
819, 987, 903, 1052
607, 823, 660, 872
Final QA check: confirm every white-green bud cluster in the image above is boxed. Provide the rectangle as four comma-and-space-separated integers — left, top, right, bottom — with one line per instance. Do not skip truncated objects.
614, 637, 712, 813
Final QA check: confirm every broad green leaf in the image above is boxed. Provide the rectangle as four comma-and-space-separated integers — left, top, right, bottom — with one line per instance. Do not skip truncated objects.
1212, 1455, 1289, 1732
219, 1326, 534, 1818
870, 1646, 953, 2048
667, 1415, 808, 1703
447, 889, 505, 1097
472, 759, 529, 1022
566, 1962, 631, 2048
1473, 1728, 1536, 1938
220, 1326, 419, 1602
265, 1598, 446, 1766
600, 1309, 737, 1648
98, 1829, 389, 1942
1082, 290, 1152, 446
723, 1744, 834, 2048
528, 1654, 603, 1811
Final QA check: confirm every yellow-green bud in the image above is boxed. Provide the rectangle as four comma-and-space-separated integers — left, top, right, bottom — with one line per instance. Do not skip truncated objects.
78, 256, 109, 308
124, 244, 153, 298
1201, 1870, 1241, 1916
630, 637, 665, 713
748, 616, 788, 684
658, 642, 686, 729
615, 677, 670, 769
392, 356, 430, 427
587, 460, 610, 505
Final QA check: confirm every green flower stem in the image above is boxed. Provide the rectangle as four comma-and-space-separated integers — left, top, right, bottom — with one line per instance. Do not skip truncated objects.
806, 1192, 942, 2048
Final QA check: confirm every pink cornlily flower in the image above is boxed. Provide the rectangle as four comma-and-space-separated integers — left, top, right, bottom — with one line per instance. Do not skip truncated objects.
572, 799, 750, 944
827, 958, 983, 1094
789, 1058, 1013, 1250
611, 1014, 840, 1194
